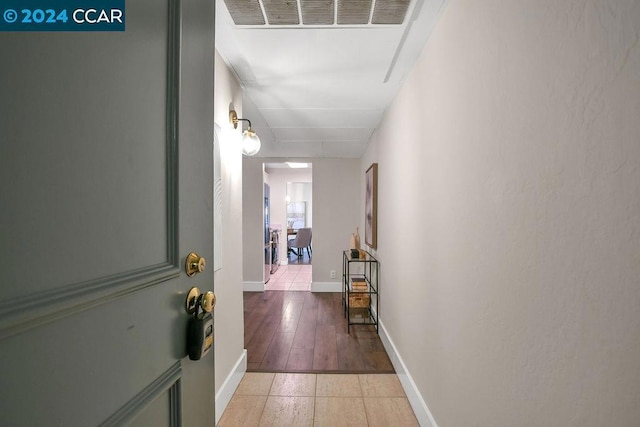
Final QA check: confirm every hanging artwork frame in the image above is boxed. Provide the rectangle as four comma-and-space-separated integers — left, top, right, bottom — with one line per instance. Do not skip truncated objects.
365, 163, 378, 249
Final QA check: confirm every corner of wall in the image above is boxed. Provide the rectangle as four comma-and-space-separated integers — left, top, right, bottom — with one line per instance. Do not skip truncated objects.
243, 281, 265, 292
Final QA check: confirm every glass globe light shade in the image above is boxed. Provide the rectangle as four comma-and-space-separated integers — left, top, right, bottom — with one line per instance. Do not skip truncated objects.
242, 129, 261, 156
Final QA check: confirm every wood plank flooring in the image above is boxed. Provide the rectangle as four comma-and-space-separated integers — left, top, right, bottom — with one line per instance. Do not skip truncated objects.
243, 291, 394, 373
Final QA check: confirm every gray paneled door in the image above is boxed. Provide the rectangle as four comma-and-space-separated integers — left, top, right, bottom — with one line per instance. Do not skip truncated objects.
0, 0, 216, 425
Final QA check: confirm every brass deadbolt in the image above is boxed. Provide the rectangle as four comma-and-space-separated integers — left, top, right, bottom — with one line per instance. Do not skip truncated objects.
186, 252, 206, 277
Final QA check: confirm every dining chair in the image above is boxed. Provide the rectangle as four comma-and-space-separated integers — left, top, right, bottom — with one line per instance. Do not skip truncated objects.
288, 228, 312, 258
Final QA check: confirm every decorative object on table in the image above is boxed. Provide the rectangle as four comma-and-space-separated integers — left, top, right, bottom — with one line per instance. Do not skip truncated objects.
365, 163, 378, 249
350, 227, 361, 258
349, 227, 360, 250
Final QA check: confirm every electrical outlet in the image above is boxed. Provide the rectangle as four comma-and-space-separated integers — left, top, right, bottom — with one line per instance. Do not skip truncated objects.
330, 270, 336, 279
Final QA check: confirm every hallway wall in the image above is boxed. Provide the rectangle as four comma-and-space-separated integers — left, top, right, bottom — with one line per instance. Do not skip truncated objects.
363, 0, 640, 425
213, 51, 246, 404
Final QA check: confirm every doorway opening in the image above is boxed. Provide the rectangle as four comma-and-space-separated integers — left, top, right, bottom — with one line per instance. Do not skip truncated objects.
263, 162, 312, 291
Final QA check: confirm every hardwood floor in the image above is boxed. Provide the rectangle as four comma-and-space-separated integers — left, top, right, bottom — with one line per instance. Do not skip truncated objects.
243, 291, 394, 373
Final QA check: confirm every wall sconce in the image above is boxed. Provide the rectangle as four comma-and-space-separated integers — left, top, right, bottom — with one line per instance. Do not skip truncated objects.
229, 109, 261, 156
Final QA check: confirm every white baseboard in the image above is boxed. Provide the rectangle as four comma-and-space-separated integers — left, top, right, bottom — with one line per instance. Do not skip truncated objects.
310, 281, 341, 292
378, 319, 438, 427
215, 349, 247, 425
243, 281, 264, 292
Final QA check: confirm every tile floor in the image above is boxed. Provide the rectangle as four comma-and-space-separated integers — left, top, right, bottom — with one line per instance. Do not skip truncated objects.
218, 372, 419, 426
266, 264, 312, 291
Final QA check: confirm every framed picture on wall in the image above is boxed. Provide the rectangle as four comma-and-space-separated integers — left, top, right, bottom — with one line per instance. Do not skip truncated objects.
365, 163, 378, 249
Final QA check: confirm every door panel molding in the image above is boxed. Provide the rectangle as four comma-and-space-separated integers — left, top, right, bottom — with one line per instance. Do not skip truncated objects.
0, 0, 182, 340
0, 263, 179, 339
166, 0, 181, 272
99, 362, 182, 427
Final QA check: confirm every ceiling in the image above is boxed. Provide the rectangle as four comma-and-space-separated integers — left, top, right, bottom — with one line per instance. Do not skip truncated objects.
215, 0, 447, 158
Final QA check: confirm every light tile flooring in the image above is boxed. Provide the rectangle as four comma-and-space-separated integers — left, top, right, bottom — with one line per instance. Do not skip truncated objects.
266, 264, 312, 291
218, 372, 419, 426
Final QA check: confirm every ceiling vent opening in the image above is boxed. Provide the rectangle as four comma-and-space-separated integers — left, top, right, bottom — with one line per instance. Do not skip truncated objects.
371, 0, 410, 24
223, 0, 266, 25
337, 0, 372, 24
262, 0, 299, 24
301, 0, 335, 25
223, 0, 410, 26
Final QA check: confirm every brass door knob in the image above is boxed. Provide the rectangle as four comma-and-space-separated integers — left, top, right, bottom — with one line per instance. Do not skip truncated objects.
185, 287, 216, 314
186, 252, 206, 276
201, 291, 216, 313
